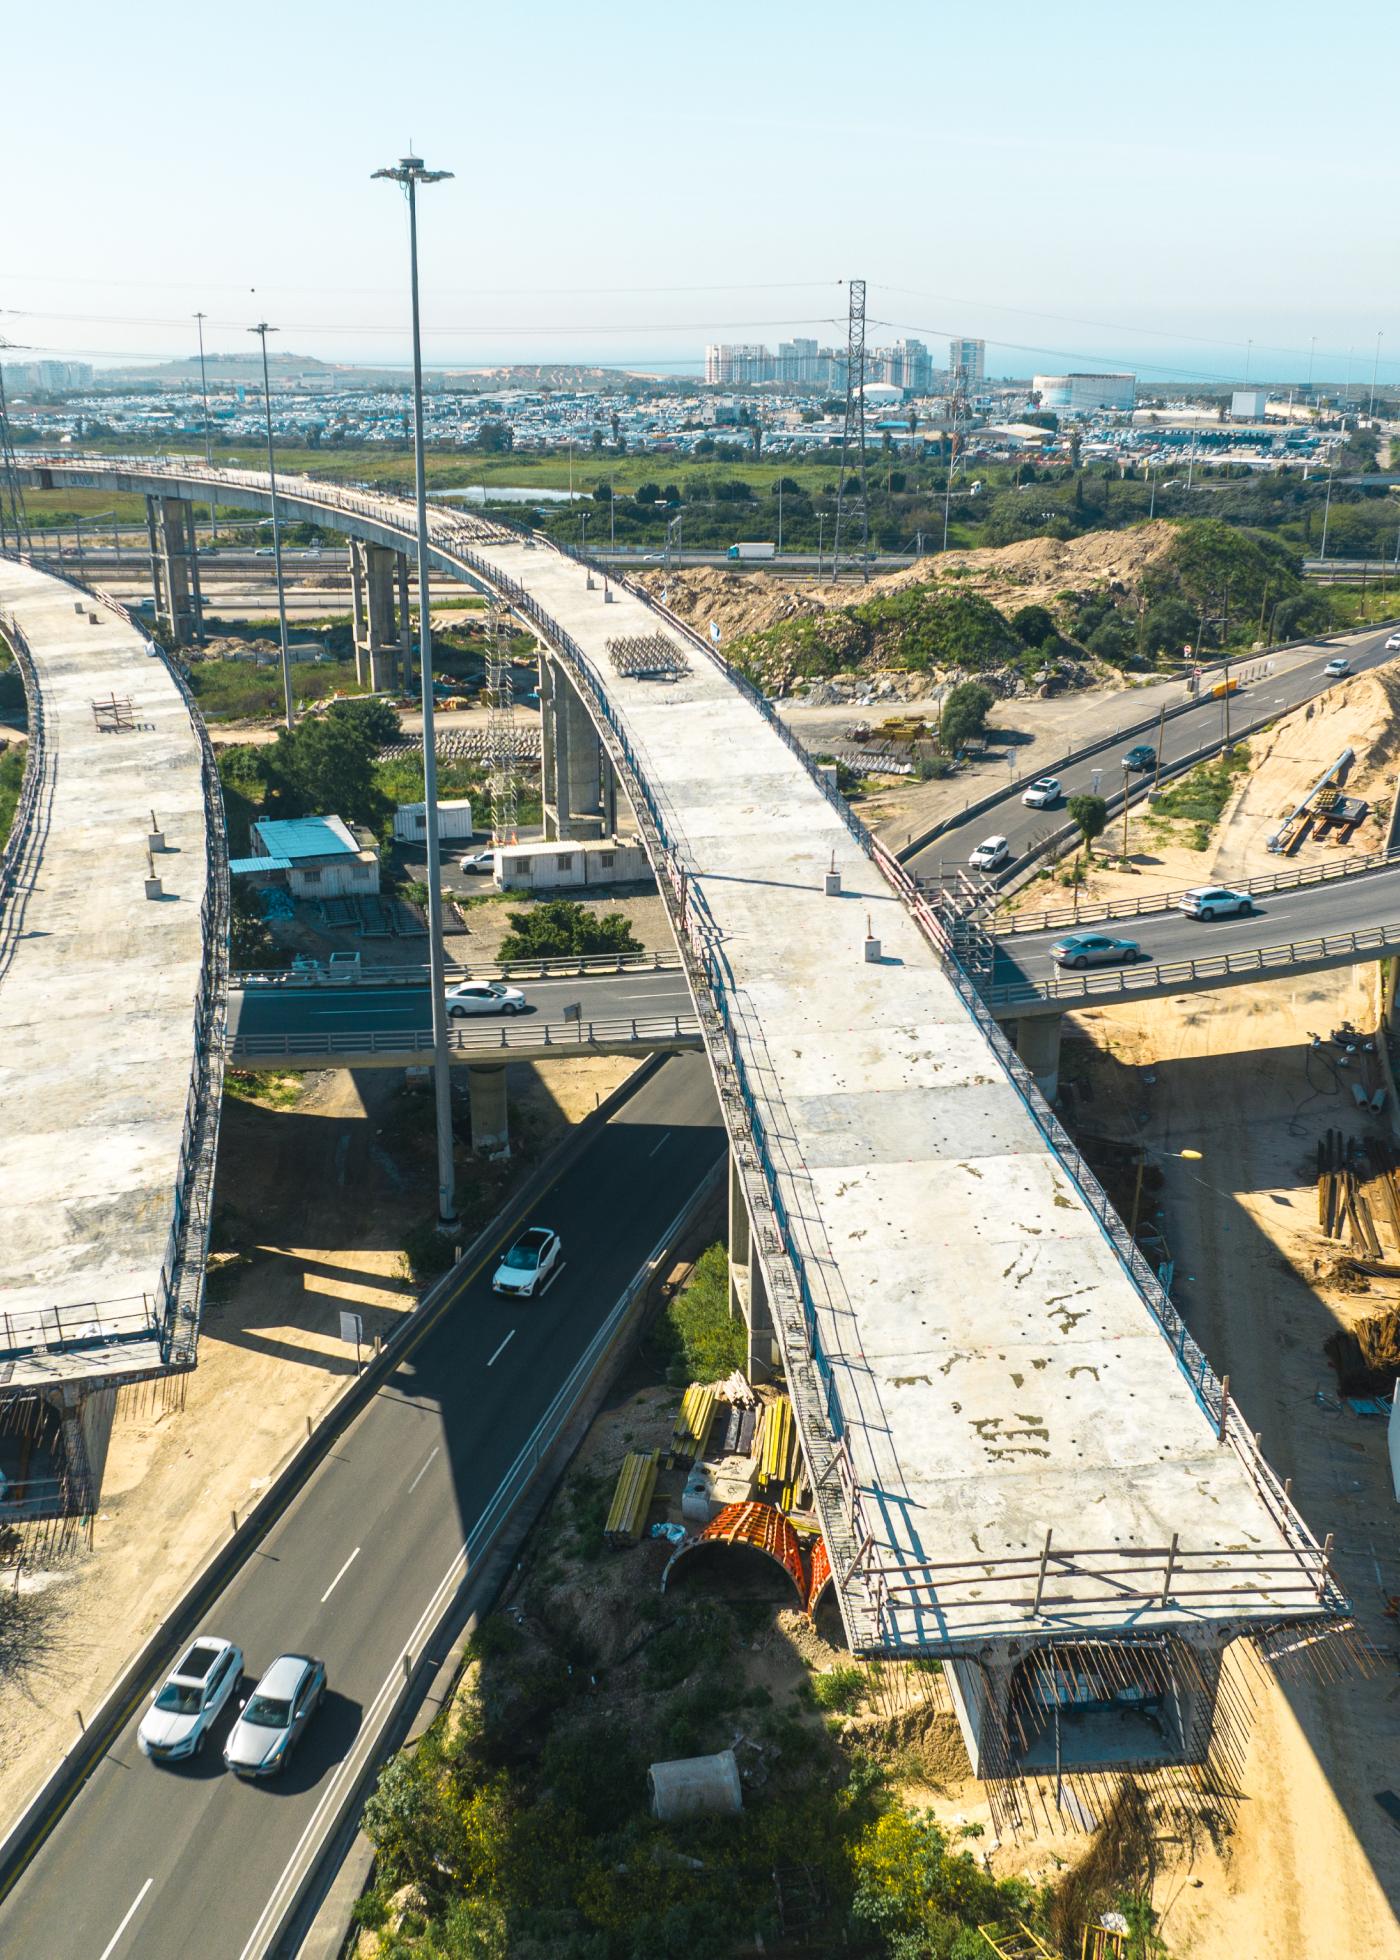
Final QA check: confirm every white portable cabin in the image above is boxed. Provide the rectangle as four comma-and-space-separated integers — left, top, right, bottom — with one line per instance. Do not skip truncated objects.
493, 839, 653, 892
393, 798, 474, 844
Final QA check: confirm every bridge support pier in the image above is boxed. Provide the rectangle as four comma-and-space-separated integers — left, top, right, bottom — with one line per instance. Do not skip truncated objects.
728, 1155, 777, 1381
1014, 1012, 1061, 1104
396, 551, 413, 691
540, 653, 609, 840
349, 539, 401, 691
145, 496, 204, 646
468, 1063, 509, 1156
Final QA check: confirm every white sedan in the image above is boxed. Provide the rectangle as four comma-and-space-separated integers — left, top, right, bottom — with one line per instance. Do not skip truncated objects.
138, 1636, 244, 1763
1385, 633, 1400, 652
445, 980, 527, 1018
1021, 776, 1061, 808
492, 1226, 562, 1297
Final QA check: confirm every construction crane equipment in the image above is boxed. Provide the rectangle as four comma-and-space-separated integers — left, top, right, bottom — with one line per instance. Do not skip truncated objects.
831, 278, 869, 582
484, 600, 519, 844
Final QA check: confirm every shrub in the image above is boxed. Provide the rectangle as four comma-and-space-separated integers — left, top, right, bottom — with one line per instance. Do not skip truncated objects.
498, 899, 642, 963
810, 1665, 866, 1713
650, 1243, 745, 1384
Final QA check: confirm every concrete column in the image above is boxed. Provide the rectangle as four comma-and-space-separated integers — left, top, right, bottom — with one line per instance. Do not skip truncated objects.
538, 653, 561, 840
349, 538, 368, 683
144, 496, 164, 631
396, 551, 412, 692
183, 502, 204, 645
563, 682, 604, 836
468, 1063, 509, 1155
155, 496, 197, 646
601, 753, 619, 838
728, 1155, 776, 1382
1014, 1012, 1062, 1103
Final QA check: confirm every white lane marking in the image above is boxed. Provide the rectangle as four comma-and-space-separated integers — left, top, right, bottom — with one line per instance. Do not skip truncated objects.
407, 1446, 440, 1493
487, 1330, 516, 1368
99, 1879, 153, 1960
649, 1131, 672, 1157
320, 1546, 361, 1604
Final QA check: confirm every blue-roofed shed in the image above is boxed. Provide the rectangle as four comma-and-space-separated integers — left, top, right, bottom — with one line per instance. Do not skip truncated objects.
246, 813, 379, 899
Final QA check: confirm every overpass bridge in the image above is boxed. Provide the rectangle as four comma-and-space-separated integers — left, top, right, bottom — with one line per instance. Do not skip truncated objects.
0, 556, 226, 1536
15, 454, 1353, 1779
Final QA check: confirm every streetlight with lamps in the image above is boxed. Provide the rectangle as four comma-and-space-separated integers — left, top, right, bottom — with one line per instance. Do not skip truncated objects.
248, 321, 294, 731
373, 151, 459, 1230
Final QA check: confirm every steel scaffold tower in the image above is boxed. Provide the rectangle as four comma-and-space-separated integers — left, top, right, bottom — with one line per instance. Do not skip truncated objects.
831, 278, 869, 582
485, 600, 519, 843
0, 349, 32, 556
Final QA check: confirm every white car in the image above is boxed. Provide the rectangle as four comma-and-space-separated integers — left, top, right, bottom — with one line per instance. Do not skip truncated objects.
968, 835, 1010, 872
1021, 777, 1061, 809
223, 1653, 326, 1779
1385, 633, 1400, 652
458, 850, 495, 875
1324, 656, 1352, 678
492, 1226, 562, 1298
1180, 885, 1253, 920
138, 1636, 244, 1763
445, 980, 527, 1018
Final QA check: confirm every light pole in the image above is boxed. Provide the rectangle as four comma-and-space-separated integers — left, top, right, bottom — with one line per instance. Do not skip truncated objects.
374, 151, 458, 1229
195, 311, 217, 543
249, 322, 294, 730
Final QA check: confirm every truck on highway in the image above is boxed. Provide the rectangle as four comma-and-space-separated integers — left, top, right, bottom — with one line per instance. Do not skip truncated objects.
727, 542, 776, 562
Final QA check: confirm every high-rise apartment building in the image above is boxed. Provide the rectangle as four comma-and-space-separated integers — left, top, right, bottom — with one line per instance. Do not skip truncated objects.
704, 344, 772, 385
948, 337, 986, 387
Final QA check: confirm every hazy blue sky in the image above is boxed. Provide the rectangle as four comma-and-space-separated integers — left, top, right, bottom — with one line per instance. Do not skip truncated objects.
4, 0, 1396, 384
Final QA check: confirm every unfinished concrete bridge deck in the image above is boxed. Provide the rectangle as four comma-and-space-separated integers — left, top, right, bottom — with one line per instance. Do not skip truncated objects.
0, 556, 223, 1418
20, 459, 1347, 1738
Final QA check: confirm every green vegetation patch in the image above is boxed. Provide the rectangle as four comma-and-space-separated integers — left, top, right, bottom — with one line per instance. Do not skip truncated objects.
730, 584, 1020, 688
1150, 745, 1251, 826
0, 742, 27, 849
648, 1242, 745, 1385
497, 898, 641, 964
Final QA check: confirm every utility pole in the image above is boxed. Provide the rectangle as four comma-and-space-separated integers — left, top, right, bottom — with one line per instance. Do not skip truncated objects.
1121, 763, 1131, 858
374, 151, 458, 1229
777, 475, 783, 556
249, 322, 293, 730
1151, 701, 1166, 790
194, 311, 216, 542
831, 278, 870, 581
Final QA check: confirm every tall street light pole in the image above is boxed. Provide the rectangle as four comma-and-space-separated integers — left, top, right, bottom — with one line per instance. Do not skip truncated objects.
249, 322, 294, 730
374, 152, 458, 1229
194, 310, 216, 543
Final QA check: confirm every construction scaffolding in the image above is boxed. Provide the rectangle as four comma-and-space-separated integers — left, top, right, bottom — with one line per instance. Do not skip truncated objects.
484, 600, 519, 844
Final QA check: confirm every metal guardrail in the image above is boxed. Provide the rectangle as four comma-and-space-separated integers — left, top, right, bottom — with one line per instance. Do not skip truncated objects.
991, 842, 1400, 936
231, 948, 685, 990
0, 608, 51, 986
230, 1010, 701, 1061
0, 1295, 159, 1366
31, 456, 1350, 1634
985, 919, 1400, 1012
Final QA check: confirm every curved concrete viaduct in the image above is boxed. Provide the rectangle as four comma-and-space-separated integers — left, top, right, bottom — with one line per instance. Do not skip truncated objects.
16, 456, 1351, 1775
0, 556, 227, 1526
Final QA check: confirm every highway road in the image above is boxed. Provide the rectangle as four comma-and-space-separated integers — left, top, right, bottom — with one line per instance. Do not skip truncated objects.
0, 1054, 723, 1960
906, 620, 1400, 880
228, 967, 695, 1059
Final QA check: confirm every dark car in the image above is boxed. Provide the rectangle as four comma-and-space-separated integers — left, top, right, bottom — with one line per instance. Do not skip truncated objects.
1122, 744, 1157, 772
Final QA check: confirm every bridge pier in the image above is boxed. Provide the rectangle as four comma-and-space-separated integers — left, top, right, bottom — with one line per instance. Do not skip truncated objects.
728, 1155, 777, 1381
1014, 1012, 1062, 1103
146, 496, 203, 646
540, 653, 610, 840
349, 539, 401, 691
396, 551, 412, 691
468, 1062, 509, 1156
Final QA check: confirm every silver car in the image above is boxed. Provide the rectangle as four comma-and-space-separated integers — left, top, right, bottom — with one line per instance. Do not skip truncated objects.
445, 980, 527, 1019
224, 1653, 326, 1778
1051, 932, 1144, 970
138, 1636, 243, 1763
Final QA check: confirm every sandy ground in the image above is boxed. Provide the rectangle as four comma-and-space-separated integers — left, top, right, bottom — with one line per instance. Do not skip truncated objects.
0, 1053, 639, 1836
1057, 972, 1400, 1960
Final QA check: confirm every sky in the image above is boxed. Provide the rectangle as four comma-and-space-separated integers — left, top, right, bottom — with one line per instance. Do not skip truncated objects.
3, 0, 1397, 388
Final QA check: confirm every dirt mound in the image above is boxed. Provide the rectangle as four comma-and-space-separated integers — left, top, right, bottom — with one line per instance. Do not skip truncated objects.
633, 524, 1181, 648
836, 1694, 969, 1788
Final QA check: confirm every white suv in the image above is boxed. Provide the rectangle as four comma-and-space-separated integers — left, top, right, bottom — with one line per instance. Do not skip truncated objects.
138, 1637, 244, 1763
968, 835, 1010, 872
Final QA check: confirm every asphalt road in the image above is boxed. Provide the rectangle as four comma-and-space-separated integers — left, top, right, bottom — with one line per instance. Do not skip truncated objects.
906, 620, 1400, 881
989, 859, 1400, 998
0, 1054, 723, 1960
228, 968, 694, 1053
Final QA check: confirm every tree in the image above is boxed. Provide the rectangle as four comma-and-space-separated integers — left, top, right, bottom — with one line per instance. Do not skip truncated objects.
475, 420, 513, 454
1141, 596, 1197, 659
633, 482, 661, 506
1087, 614, 1133, 667
497, 899, 642, 963
1068, 792, 1108, 860
270, 713, 385, 832
228, 880, 290, 971
327, 694, 400, 746
939, 681, 995, 752
1010, 603, 1057, 647
591, 482, 613, 504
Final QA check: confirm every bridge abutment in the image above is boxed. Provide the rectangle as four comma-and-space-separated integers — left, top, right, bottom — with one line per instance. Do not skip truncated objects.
1014, 1011, 1062, 1102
